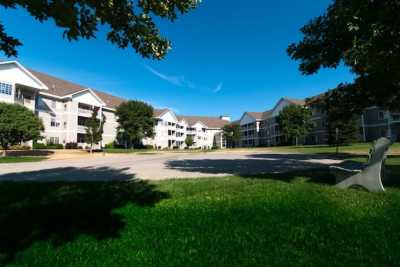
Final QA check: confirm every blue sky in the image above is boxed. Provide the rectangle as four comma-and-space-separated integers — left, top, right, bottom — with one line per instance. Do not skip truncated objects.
1, 0, 354, 119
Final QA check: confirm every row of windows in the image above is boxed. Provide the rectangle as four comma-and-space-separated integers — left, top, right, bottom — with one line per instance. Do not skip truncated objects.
0, 82, 12, 95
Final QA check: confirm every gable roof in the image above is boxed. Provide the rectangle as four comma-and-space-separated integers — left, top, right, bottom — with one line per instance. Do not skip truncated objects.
0, 61, 48, 90
178, 115, 229, 128
29, 69, 125, 109
246, 112, 264, 120
284, 97, 305, 106
153, 108, 171, 118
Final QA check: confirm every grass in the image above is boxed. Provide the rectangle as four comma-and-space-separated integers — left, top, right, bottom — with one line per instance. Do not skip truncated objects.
1, 168, 400, 266
267, 142, 400, 154
104, 148, 152, 153
0, 156, 47, 164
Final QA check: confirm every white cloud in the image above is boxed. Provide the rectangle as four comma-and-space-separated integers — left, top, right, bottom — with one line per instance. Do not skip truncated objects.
213, 82, 223, 93
145, 65, 195, 88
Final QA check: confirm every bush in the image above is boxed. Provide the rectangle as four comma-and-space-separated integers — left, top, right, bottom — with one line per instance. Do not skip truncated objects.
65, 142, 78, 149
9, 144, 31, 150
33, 142, 63, 149
144, 145, 154, 150
33, 142, 48, 149
46, 144, 64, 149
105, 142, 115, 149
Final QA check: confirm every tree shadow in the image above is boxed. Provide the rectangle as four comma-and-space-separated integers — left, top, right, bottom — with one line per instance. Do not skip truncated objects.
6, 150, 55, 157
0, 167, 169, 264
166, 153, 336, 177
166, 153, 399, 188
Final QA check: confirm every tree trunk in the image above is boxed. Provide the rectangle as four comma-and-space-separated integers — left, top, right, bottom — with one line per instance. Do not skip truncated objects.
295, 136, 298, 146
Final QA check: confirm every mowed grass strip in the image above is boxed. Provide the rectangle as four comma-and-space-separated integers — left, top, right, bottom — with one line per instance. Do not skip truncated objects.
266, 142, 400, 155
0, 156, 47, 164
1, 172, 400, 266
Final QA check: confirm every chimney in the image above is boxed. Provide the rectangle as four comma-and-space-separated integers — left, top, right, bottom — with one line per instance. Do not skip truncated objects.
220, 115, 231, 122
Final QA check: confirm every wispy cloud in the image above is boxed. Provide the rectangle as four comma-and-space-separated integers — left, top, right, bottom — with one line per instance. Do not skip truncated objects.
145, 65, 195, 89
213, 82, 223, 93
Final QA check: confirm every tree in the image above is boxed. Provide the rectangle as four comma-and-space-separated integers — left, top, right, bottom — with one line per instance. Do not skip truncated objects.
223, 124, 240, 148
85, 108, 105, 153
0, 0, 200, 59
277, 105, 313, 146
185, 135, 194, 148
116, 100, 154, 148
0, 102, 43, 156
322, 90, 360, 145
287, 0, 400, 111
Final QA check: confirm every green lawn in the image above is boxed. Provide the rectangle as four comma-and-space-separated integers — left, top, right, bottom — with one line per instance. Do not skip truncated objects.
0, 156, 47, 164
267, 142, 400, 155
1, 169, 400, 266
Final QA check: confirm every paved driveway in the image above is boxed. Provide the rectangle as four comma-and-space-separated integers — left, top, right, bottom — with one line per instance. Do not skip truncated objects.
0, 151, 342, 181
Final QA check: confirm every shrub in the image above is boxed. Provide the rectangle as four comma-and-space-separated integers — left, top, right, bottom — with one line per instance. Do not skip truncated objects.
46, 144, 64, 149
65, 142, 78, 149
144, 145, 154, 150
9, 144, 31, 150
33, 142, 48, 150
105, 142, 115, 149
33, 143, 63, 149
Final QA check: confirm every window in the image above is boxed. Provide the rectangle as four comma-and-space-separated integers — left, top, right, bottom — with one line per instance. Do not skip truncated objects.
379, 111, 385, 121
48, 137, 59, 144
0, 82, 12, 95
50, 118, 60, 128
51, 100, 56, 109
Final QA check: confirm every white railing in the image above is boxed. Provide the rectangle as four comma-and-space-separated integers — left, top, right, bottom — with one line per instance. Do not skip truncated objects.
77, 125, 87, 133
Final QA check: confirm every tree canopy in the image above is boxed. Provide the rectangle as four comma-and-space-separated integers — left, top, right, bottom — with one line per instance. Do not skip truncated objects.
287, 0, 400, 111
223, 123, 240, 148
115, 100, 154, 148
277, 105, 313, 145
0, 0, 200, 59
0, 102, 43, 152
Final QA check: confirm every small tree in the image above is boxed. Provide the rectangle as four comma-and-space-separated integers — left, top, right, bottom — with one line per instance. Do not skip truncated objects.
116, 100, 154, 149
0, 102, 43, 156
277, 105, 313, 146
85, 108, 105, 153
185, 135, 194, 148
223, 124, 240, 148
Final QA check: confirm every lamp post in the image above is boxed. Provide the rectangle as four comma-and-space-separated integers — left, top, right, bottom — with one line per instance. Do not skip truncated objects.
335, 127, 339, 155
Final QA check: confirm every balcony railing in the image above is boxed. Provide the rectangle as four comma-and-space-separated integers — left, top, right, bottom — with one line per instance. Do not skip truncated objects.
77, 125, 87, 133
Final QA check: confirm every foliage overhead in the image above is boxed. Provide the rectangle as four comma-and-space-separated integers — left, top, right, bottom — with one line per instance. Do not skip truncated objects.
0, 102, 43, 150
277, 104, 313, 145
85, 108, 105, 151
287, 0, 400, 110
116, 100, 154, 148
223, 123, 241, 148
0, 0, 200, 59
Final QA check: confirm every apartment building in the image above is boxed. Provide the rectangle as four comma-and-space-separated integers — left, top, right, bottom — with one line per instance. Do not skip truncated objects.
239, 97, 305, 147
0, 61, 229, 149
237, 94, 400, 147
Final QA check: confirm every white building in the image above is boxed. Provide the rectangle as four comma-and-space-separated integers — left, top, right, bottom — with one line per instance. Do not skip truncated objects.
0, 60, 230, 149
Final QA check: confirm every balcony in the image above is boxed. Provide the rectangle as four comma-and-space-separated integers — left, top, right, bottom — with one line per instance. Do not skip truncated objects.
78, 108, 93, 117
77, 125, 87, 133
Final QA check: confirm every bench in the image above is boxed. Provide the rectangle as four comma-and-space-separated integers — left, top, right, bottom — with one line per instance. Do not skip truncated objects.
330, 137, 391, 192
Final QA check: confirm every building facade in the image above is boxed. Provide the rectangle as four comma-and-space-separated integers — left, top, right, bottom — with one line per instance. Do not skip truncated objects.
0, 61, 229, 149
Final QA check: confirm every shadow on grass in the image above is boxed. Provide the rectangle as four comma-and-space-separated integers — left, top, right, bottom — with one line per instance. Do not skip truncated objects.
0, 167, 169, 264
